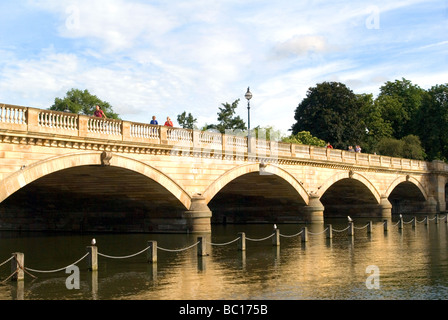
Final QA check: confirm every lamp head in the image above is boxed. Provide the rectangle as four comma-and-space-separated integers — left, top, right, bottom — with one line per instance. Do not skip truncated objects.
245, 87, 252, 101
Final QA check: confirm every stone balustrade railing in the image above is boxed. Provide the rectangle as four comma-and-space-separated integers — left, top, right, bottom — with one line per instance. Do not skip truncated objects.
0, 103, 434, 171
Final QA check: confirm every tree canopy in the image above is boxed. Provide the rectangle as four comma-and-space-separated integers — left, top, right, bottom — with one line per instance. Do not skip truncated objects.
282, 131, 326, 147
291, 81, 365, 149
375, 78, 425, 139
289, 78, 443, 160
49, 88, 119, 119
177, 111, 197, 129
205, 99, 246, 134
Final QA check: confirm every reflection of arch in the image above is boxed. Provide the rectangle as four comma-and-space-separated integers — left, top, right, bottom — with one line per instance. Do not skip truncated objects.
202, 163, 310, 205
0, 152, 191, 209
385, 176, 428, 200
317, 171, 381, 204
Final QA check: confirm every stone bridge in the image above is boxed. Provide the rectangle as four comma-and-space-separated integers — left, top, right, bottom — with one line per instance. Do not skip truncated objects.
1, 103, 448, 233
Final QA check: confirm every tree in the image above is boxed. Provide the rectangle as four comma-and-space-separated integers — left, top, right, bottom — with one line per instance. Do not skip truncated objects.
177, 111, 197, 129
50, 88, 119, 119
375, 78, 425, 139
358, 93, 393, 153
375, 135, 425, 160
415, 84, 448, 161
282, 131, 326, 147
291, 82, 365, 149
206, 99, 246, 134
253, 125, 284, 141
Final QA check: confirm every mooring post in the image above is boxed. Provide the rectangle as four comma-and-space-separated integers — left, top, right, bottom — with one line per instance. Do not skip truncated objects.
348, 222, 354, 237
367, 221, 373, 234
398, 217, 403, 230
86, 245, 98, 271
238, 232, 246, 251
11, 252, 24, 281
272, 228, 280, 246
425, 216, 429, 226
383, 219, 388, 232
435, 214, 439, 225
412, 217, 417, 228
147, 241, 157, 263
197, 236, 207, 256
326, 224, 333, 239
301, 227, 308, 242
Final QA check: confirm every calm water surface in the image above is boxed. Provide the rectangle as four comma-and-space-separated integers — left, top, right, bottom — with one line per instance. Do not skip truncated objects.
1, 216, 448, 300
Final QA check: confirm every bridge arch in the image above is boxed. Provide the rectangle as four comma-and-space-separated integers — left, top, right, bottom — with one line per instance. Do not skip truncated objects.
0, 152, 192, 210
317, 170, 381, 204
385, 175, 428, 200
202, 163, 310, 205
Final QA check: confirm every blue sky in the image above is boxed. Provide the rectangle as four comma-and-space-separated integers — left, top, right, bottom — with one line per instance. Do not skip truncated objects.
0, 0, 447, 135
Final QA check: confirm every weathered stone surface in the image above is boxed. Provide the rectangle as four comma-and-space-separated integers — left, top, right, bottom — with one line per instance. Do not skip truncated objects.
0, 105, 447, 233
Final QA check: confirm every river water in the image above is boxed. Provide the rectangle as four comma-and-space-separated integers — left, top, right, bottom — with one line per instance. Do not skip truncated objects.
1, 216, 448, 301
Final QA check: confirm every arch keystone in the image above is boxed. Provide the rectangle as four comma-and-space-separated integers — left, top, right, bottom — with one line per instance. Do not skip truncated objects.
101, 151, 112, 166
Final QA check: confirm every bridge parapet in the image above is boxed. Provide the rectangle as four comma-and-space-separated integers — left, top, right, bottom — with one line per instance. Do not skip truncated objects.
0, 103, 432, 171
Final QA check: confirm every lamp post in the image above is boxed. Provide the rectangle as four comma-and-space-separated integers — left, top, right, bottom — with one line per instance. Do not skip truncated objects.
245, 87, 252, 137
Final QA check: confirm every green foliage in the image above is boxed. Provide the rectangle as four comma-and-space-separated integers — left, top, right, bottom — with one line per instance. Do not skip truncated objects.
282, 131, 326, 147
415, 84, 448, 161
253, 126, 284, 141
289, 78, 441, 159
375, 135, 426, 160
50, 88, 119, 119
358, 93, 393, 154
206, 99, 246, 134
177, 111, 197, 129
291, 81, 365, 149
376, 78, 425, 139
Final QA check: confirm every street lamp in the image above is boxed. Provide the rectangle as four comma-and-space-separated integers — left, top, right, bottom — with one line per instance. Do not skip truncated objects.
245, 87, 252, 137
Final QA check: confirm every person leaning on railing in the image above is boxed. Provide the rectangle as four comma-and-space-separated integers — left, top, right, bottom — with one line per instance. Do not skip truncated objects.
94, 105, 107, 118
164, 116, 173, 127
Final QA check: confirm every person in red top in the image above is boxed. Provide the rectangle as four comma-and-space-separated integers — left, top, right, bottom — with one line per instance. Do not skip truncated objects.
94, 105, 107, 118
326, 142, 333, 149
164, 116, 173, 127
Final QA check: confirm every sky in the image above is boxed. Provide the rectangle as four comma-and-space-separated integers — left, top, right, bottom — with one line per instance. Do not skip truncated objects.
0, 0, 447, 136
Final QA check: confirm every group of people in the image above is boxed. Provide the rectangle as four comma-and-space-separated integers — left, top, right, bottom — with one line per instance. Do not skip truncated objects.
94, 106, 174, 127
348, 145, 362, 153
326, 142, 362, 153
150, 116, 173, 127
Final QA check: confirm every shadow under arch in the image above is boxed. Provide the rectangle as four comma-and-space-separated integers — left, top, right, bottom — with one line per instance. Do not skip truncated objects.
317, 170, 384, 218
0, 151, 192, 210
316, 170, 381, 204
384, 175, 428, 201
385, 175, 430, 215
202, 162, 310, 205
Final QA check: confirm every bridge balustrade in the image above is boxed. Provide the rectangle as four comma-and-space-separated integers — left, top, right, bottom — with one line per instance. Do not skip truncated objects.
0, 103, 431, 171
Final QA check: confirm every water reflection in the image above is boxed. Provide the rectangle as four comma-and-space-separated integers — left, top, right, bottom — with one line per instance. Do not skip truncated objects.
0, 217, 448, 300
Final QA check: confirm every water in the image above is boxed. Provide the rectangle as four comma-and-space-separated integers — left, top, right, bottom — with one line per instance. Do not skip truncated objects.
1, 216, 448, 300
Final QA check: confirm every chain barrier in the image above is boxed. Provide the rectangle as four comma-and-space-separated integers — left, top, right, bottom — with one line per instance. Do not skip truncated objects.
306, 228, 329, 236
98, 247, 150, 259
209, 238, 240, 246
403, 217, 415, 224
332, 226, 350, 233
280, 230, 304, 238
26, 253, 90, 273
353, 223, 370, 230
246, 233, 275, 242
0, 256, 13, 268
1, 214, 446, 282
157, 241, 200, 252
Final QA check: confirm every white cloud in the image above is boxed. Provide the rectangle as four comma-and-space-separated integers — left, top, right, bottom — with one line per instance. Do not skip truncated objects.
273, 35, 337, 59
0, 0, 446, 133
